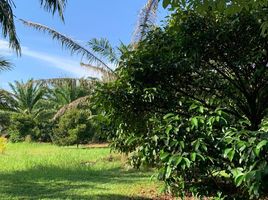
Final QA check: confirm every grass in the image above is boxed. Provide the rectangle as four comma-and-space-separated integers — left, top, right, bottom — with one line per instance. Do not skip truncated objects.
0, 143, 162, 200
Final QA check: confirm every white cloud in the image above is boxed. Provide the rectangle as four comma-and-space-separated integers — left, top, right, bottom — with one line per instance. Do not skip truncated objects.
0, 39, 98, 78
0, 40, 13, 56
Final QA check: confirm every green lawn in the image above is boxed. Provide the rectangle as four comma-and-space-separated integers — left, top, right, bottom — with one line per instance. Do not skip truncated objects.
0, 143, 161, 200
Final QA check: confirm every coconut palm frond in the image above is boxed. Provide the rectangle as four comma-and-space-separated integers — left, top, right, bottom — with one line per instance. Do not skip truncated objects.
39, 0, 67, 21
8, 80, 46, 115
132, 0, 159, 44
0, 0, 21, 54
20, 19, 115, 73
117, 42, 131, 55
52, 95, 90, 120
80, 62, 116, 82
87, 38, 119, 65
0, 57, 12, 71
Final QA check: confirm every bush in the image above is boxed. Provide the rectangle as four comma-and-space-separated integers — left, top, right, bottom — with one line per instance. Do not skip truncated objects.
52, 109, 95, 146
0, 112, 10, 134
8, 113, 40, 142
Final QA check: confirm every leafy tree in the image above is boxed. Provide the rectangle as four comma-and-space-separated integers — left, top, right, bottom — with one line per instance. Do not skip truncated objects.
46, 78, 93, 110
8, 113, 40, 142
160, 0, 268, 35
52, 108, 95, 147
94, 10, 268, 198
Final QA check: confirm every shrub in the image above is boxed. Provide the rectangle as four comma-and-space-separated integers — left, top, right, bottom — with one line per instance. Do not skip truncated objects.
52, 109, 95, 146
8, 113, 40, 142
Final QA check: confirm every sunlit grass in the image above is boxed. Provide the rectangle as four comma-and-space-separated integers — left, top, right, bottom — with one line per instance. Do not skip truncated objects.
0, 143, 161, 200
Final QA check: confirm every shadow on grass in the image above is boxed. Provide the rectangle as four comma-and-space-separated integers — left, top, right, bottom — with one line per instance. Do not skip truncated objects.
0, 166, 154, 199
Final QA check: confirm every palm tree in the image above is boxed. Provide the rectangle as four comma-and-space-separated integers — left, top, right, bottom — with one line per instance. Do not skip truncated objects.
21, 0, 159, 78
7, 79, 46, 118
33, 77, 96, 120
19, 0, 159, 117
0, 0, 67, 54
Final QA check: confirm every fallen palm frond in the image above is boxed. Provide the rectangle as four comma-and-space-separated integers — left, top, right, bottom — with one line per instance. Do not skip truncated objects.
80, 62, 116, 82
52, 95, 90, 120
35, 77, 99, 87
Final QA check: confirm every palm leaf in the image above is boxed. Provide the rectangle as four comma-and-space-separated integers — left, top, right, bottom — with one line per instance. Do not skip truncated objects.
80, 62, 116, 82
20, 19, 115, 74
0, 57, 12, 71
132, 0, 159, 43
39, 0, 67, 21
36, 77, 98, 86
87, 38, 119, 65
52, 95, 90, 120
0, 0, 20, 54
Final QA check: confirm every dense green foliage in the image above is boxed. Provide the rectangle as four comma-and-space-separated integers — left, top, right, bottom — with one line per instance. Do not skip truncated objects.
94, 10, 268, 199
0, 79, 104, 145
52, 108, 94, 146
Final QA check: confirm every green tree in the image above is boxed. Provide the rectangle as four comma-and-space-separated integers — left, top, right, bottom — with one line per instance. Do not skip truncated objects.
160, 0, 268, 35
8, 80, 46, 117
43, 78, 95, 120
52, 108, 94, 147
94, 10, 268, 198
1, 80, 48, 141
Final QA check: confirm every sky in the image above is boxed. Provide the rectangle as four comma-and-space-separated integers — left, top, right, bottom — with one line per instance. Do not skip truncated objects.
0, 0, 168, 90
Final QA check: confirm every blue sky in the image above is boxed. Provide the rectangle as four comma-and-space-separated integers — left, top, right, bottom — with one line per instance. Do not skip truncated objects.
0, 0, 168, 89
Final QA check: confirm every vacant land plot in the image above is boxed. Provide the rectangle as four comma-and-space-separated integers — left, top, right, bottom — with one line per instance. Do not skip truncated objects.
0, 143, 161, 200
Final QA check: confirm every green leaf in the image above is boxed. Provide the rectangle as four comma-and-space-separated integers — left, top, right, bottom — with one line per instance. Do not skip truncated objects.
196, 153, 205, 161
165, 124, 172, 134
256, 140, 268, 150
184, 158, 191, 168
192, 139, 200, 151
191, 117, 198, 128
165, 165, 172, 179
160, 151, 170, 161
163, 113, 174, 119
199, 106, 204, 113
173, 155, 183, 166
234, 174, 244, 186
254, 140, 268, 156
190, 152, 196, 161
224, 148, 235, 161
162, 0, 171, 9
